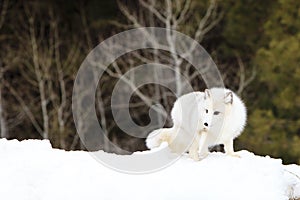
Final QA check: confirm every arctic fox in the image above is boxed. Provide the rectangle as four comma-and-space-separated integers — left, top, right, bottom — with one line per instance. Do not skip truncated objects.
199, 87, 247, 158
146, 88, 247, 160
146, 89, 213, 161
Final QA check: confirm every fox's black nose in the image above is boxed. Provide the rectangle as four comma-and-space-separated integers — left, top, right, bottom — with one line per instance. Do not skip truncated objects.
204, 122, 208, 127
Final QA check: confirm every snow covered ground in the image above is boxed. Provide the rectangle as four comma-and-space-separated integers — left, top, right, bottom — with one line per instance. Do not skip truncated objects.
0, 139, 299, 200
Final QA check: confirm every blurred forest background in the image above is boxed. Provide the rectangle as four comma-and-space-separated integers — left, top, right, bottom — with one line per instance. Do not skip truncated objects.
0, 0, 299, 164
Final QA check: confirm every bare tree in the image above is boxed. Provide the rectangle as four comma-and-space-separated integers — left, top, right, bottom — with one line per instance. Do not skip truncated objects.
109, 0, 255, 132
235, 53, 256, 96
68, 7, 111, 151
74, 0, 224, 152
107, 0, 223, 124
5, 6, 81, 148
28, 14, 50, 139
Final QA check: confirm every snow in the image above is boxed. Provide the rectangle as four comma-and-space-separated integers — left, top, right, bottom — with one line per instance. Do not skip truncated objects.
0, 139, 299, 200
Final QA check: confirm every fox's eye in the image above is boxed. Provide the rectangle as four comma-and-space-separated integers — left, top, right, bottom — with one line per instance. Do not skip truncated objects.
214, 111, 221, 115
205, 109, 208, 113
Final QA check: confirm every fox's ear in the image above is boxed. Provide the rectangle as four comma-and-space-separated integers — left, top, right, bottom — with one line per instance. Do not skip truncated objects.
224, 92, 233, 104
204, 89, 211, 100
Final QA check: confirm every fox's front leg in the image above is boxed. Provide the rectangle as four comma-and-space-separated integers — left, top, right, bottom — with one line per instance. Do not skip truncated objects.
224, 139, 240, 158
197, 130, 209, 160
189, 138, 200, 161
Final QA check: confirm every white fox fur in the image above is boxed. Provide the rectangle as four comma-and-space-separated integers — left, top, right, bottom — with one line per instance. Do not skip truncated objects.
146, 90, 213, 160
146, 88, 247, 160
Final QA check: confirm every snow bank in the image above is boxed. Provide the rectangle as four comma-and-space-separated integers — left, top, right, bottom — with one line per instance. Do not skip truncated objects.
0, 139, 299, 200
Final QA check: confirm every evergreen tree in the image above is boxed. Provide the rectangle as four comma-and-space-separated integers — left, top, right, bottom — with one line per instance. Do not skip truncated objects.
238, 0, 300, 163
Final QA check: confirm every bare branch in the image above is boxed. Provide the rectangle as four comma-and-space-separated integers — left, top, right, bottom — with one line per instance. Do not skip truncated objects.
3, 80, 43, 135
118, 1, 143, 28
139, 0, 166, 22
176, 0, 191, 24
182, 0, 223, 58
109, 20, 135, 29
94, 61, 168, 118
236, 53, 257, 95
79, 7, 93, 50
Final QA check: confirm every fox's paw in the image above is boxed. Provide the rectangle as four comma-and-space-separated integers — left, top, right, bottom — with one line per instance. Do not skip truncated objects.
189, 153, 200, 161
198, 152, 209, 160
227, 152, 241, 158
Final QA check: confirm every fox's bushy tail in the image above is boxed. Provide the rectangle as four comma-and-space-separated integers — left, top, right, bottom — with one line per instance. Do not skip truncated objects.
146, 128, 173, 149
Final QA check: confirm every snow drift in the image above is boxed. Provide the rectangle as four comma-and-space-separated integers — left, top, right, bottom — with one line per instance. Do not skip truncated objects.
0, 139, 299, 200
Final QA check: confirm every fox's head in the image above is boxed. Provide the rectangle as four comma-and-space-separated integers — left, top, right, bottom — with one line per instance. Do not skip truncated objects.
211, 89, 233, 115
